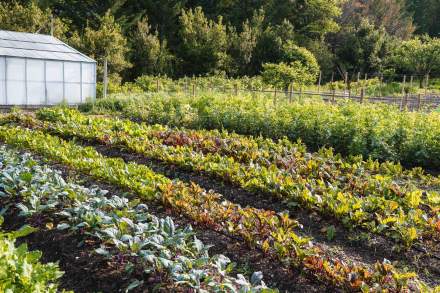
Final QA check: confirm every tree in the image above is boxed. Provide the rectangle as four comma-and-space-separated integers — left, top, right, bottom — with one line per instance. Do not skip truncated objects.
389, 36, 440, 79
247, 20, 297, 76
0, 1, 68, 38
264, 0, 341, 40
228, 9, 265, 76
406, 0, 440, 36
331, 19, 392, 73
130, 17, 175, 78
35, 0, 112, 33
282, 41, 320, 78
178, 7, 230, 75
340, 0, 414, 39
262, 61, 319, 90
69, 10, 131, 79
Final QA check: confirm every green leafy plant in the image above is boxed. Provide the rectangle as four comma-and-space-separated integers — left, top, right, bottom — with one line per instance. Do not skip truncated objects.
0, 216, 65, 293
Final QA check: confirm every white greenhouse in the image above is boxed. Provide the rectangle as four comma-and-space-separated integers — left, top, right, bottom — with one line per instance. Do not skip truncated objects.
0, 30, 96, 106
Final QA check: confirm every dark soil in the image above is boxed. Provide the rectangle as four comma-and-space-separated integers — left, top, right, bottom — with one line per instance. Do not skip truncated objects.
0, 149, 329, 293
85, 142, 440, 286
0, 202, 155, 292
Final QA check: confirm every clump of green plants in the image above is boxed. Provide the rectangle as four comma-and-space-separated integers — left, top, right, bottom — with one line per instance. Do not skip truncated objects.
0, 217, 65, 293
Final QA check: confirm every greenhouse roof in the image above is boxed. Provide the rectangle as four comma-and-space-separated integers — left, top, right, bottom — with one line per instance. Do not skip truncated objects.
0, 30, 95, 63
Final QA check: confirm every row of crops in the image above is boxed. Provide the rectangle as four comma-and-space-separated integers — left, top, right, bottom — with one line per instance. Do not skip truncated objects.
0, 146, 272, 292
0, 107, 439, 291
80, 93, 440, 170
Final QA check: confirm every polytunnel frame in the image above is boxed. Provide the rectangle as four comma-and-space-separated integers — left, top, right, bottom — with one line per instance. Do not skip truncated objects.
0, 55, 96, 106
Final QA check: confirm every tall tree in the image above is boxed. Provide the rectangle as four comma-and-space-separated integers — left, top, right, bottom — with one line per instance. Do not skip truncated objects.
340, 0, 414, 39
264, 0, 341, 41
0, 1, 68, 38
34, 0, 112, 32
228, 9, 265, 76
130, 17, 175, 78
331, 19, 392, 73
178, 7, 229, 75
69, 10, 131, 80
406, 0, 440, 36
388, 36, 440, 78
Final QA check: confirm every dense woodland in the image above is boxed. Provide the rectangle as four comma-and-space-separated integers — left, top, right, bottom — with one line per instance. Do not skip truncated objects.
1, 0, 440, 84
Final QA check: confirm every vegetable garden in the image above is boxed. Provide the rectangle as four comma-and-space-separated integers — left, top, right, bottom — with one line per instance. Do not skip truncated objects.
0, 103, 439, 292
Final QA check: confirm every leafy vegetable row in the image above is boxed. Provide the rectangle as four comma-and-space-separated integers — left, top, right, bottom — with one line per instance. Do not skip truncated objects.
40, 107, 440, 190
0, 124, 436, 292
0, 216, 65, 293
28, 109, 440, 248
80, 94, 440, 170
0, 146, 271, 292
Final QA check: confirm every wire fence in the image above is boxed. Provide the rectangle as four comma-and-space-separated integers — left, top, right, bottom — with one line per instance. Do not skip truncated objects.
147, 81, 440, 112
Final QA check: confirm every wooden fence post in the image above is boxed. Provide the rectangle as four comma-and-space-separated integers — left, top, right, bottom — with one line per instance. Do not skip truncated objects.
156, 79, 160, 92
425, 74, 429, 97
234, 84, 238, 96
192, 84, 195, 97
103, 58, 108, 99
404, 92, 408, 110
417, 93, 422, 111
289, 83, 293, 103
356, 72, 360, 95
360, 88, 364, 104
318, 71, 322, 93
379, 73, 383, 96
344, 71, 348, 92
402, 75, 406, 96
332, 89, 336, 104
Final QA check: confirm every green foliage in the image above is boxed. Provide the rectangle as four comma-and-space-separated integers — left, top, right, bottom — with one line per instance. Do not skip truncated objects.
0, 221, 64, 292
0, 1, 68, 39
69, 10, 131, 79
389, 36, 440, 77
179, 7, 230, 75
340, 0, 415, 39
282, 42, 320, 78
263, 0, 341, 39
228, 9, 265, 76
262, 61, 317, 89
130, 17, 175, 77
83, 93, 440, 170
406, 0, 440, 36
333, 19, 393, 73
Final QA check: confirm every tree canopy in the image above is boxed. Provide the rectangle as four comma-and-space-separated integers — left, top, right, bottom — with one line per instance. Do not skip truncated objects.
1, 0, 439, 81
